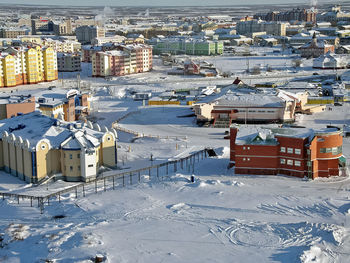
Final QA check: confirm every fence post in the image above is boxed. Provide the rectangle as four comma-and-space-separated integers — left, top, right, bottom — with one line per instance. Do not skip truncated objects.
174, 162, 177, 172
130, 172, 132, 185
47, 197, 50, 205
112, 176, 115, 190
37, 197, 40, 207
181, 159, 183, 169
59, 193, 61, 203
104, 178, 106, 191
149, 168, 151, 179
83, 185, 85, 197
95, 180, 97, 193
157, 166, 159, 179
75, 187, 78, 198
30, 197, 33, 207
166, 163, 168, 175
138, 171, 141, 182
17, 196, 19, 204
123, 174, 125, 187
40, 198, 44, 214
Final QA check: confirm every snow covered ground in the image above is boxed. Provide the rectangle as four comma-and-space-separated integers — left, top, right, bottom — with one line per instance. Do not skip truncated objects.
0, 148, 350, 263
1, 48, 350, 262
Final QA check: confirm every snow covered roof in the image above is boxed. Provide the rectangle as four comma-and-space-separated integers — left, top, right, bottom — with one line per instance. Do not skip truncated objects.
215, 92, 284, 108
234, 125, 341, 145
0, 112, 113, 151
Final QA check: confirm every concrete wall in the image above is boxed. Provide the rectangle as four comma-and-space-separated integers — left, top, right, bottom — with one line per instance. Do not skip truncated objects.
0, 140, 3, 168
36, 140, 50, 182
5, 101, 36, 119
102, 133, 116, 167
3, 139, 9, 172
23, 149, 33, 183
61, 149, 81, 181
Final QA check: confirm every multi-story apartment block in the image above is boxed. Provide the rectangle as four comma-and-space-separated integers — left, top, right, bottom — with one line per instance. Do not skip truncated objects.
0, 46, 58, 87
236, 19, 287, 36
0, 28, 31, 38
152, 38, 223, 55
75, 26, 105, 44
92, 44, 152, 77
50, 20, 73, 36
0, 112, 118, 183
254, 8, 317, 24
57, 52, 81, 72
230, 125, 345, 179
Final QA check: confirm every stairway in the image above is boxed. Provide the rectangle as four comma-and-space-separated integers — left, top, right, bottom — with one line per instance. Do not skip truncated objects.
213, 118, 231, 128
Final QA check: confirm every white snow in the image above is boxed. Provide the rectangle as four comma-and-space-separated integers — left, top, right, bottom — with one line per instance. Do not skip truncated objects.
1, 46, 350, 262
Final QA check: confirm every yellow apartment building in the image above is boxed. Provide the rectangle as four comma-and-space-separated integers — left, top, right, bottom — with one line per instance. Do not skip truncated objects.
0, 46, 58, 87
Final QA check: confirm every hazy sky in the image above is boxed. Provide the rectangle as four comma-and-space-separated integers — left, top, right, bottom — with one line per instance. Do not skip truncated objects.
0, 0, 339, 7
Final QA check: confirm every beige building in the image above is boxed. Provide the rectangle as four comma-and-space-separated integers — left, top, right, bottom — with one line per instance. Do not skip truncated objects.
0, 112, 117, 183
57, 52, 82, 72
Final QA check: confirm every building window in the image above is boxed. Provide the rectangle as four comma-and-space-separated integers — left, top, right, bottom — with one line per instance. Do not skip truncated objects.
78, 165, 80, 171
294, 161, 301, 166
247, 158, 250, 161
280, 158, 286, 164
243, 147, 246, 150
280, 147, 286, 153
247, 147, 250, 150
88, 164, 94, 168
243, 158, 246, 161
307, 161, 311, 167
70, 166, 73, 171
77, 154, 80, 158
287, 148, 293, 154
295, 149, 301, 155
287, 160, 293, 165
69, 154, 72, 159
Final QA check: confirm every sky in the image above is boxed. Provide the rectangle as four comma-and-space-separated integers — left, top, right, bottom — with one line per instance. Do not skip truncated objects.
0, 0, 341, 7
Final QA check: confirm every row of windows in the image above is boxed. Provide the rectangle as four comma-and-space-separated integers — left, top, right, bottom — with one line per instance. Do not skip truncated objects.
280, 147, 301, 155
320, 146, 342, 155
280, 159, 301, 166
64, 153, 80, 159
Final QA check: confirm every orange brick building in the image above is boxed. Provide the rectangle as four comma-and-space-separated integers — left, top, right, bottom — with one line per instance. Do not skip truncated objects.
230, 125, 345, 179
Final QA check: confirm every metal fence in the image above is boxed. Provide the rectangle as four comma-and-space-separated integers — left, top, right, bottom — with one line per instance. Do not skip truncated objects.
0, 148, 211, 213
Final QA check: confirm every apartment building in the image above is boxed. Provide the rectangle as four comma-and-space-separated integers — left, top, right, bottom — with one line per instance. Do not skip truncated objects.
254, 8, 317, 23
151, 38, 223, 55
92, 44, 152, 77
0, 46, 58, 87
236, 19, 287, 36
0, 112, 118, 183
75, 26, 105, 44
230, 125, 345, 179
57, 52, 81, 72
0, 28, 31, 38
